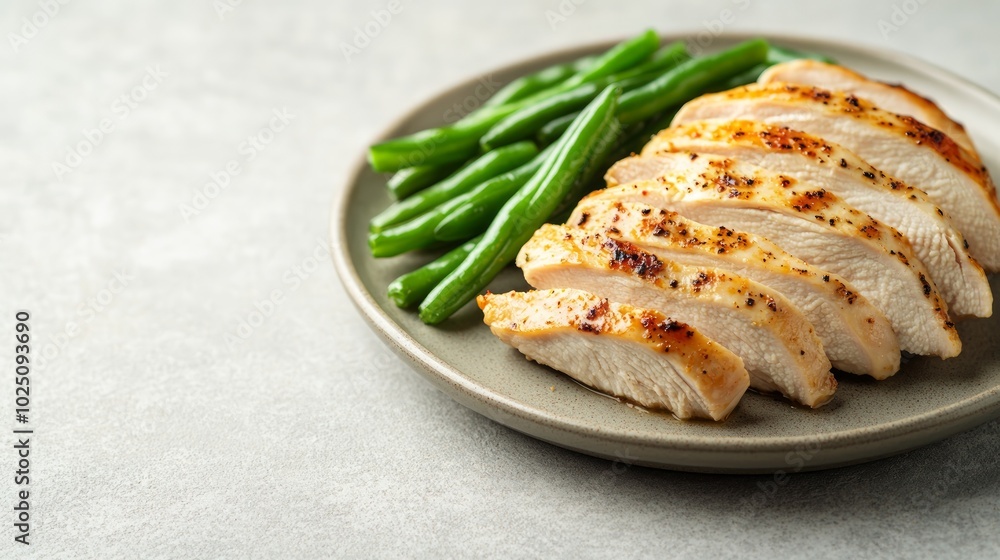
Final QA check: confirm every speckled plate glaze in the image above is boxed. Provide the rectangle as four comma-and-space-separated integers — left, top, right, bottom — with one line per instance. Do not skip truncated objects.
332, 33, 1000, 473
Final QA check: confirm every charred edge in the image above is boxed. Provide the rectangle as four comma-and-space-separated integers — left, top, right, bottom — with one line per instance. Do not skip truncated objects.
792, 189, 829, 212
604, 238, 664, 280
756, 126, 828, 157
586, 298, 610, 321
896, 115, 978, 176
919, 273, 932, 296
859, 224, 880, 239
690, 271, 713, 291
835, 283, 859, 304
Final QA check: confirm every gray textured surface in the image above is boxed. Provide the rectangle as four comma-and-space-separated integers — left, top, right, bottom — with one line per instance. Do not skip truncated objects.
4, 0, 1000, 557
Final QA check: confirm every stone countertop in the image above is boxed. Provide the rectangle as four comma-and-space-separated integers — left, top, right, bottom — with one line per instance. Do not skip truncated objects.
5, 0, 999, 557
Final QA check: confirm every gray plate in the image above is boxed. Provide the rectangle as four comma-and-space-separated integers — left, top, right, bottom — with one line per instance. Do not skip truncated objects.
331, 32, 1000, 473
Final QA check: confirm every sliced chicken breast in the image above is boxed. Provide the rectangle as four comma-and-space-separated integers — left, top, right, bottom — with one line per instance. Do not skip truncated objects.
478, 288, 750, 420
758, 60, 979, 158
672, 83, 1000, 270
571, 198, 899, 378
589, 152, 961, 358
632, 119, 992, 318
517, 225, 837, 407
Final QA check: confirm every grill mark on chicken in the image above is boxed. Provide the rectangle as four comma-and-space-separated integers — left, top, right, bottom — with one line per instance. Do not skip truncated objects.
661, 160, 909, 253
594, 153, 962, 356
638, 314, 694, 348
690, 271, 714, 291
720, 84, 986, 181
859, 223, 881, 239
638, 119, 991, 317
568, 199, 903, 377
790, 189, 831, 212
516, 227, 837, 401
478, 289, 752, 419
835, 284, 859, 305
603, 238, 664, 279
586, 298, 610, 321
477, 62, 1000, 419
656, 121, 935, 205
758, 60, 979, 160
919, 273, 931, 296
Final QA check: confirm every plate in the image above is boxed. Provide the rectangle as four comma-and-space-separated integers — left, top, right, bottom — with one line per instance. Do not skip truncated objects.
331, 32, 1000, 473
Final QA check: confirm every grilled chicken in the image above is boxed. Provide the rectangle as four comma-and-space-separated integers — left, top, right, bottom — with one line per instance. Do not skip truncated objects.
570, 199, 900, 378
471, 62, 994, 419
672, 83, 1000, 270
477, 288, 750, 420
517, 225, 837, 407
588, 152, 961, 358
632, 120, 992, 318
758, 60, 979, 158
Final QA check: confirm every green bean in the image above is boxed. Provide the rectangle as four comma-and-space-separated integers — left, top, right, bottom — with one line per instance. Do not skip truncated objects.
441, 119, 639, 242
480, 82, 604, 150
482, 56, 596, 109
480, 42, 690, 151
529, 42, 689, 147
609, 41, 689, 83
571, 55, 598, 72
709, 44, 838, 93
562, 29, 659, 87
382, 53, 593, 200
536, 99, 665, 153
536, 112, 577, 146
418, 86, 621, 324
432, 180, 519, 243
387, 236, 481, 309
369, 210, 441, 258
708, 63, 767, 92
557, 118, 641, 206
368, 31, 657, 172
539, 40, 765, 156
487, 73, 656, 151
430, 144, 556, 244
386, 161, 463, 200
619, 109, 679, 156
617, 38, 770, 124
369, 145, 553, 256
368, 116, 495, 173
369, 141, 538, 232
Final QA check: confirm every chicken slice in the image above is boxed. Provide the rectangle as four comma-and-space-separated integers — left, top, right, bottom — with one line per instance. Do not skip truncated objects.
589, 152, 961, 358
757, 60, 979, 158
570, 198, 899, 378
477, 288, 750, 420
517, 225, 837, 407
672, 83, 1000, 270
631, 119, 992, 318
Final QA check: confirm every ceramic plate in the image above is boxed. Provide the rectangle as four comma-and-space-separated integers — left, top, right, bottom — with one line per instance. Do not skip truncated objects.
331, 32, 1000, 473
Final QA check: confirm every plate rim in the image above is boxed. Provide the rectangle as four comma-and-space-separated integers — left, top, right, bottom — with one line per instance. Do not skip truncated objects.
330, 31, 1000, 467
